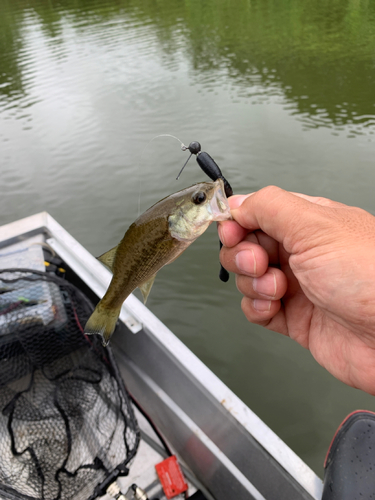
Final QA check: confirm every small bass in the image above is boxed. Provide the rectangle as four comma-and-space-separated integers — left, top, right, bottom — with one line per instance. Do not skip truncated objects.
84, 179, 231, 345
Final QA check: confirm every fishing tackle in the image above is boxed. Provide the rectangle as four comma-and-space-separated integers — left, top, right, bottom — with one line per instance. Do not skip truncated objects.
178, 141, 233, 282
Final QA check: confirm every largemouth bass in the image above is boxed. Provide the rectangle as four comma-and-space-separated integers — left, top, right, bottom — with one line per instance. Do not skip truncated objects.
84, 179, 231, 345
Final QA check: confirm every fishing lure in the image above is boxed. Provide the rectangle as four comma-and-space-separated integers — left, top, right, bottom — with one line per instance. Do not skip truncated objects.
177, 141, 233, 282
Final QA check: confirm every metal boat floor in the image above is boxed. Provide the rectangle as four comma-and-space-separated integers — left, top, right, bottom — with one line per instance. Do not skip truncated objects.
100, 407, 199, 500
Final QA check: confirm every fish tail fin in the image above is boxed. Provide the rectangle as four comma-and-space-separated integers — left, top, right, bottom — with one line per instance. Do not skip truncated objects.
84, 301, 121, 346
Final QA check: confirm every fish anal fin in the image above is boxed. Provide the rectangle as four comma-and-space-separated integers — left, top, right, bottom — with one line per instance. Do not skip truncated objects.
139, 275, 156, 304
97, 245, 118, 271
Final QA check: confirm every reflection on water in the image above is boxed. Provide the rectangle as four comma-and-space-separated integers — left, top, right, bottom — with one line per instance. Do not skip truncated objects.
1, 0, 375, 132
1, 0, 375, 476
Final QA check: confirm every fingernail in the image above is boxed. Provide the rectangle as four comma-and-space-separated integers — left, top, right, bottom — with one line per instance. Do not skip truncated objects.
229, 194, 252, 210
253, 272, 276, 298
253, 299, 272, 312
235, 249, 256, 275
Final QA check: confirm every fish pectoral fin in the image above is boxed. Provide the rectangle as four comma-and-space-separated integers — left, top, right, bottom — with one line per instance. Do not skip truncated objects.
139, 274, 156, 304
97, 245, 119, 271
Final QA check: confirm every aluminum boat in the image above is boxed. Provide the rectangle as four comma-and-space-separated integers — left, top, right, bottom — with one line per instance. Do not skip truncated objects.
0, 213, 323, 500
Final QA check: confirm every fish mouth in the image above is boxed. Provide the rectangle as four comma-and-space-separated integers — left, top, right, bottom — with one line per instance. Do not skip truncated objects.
210, 179, 232, 221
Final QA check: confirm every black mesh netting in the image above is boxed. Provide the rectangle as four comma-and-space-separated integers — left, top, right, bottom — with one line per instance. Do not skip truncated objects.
0, 269, 140, 500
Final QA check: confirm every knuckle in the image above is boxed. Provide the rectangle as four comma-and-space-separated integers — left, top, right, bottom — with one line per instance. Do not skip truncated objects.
259, 185, 284, 199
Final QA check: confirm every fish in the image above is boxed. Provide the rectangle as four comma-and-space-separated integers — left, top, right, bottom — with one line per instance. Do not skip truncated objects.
84, 178, 232, 345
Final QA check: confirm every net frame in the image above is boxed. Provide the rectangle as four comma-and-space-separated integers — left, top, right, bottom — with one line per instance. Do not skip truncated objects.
0, 269, 140, 500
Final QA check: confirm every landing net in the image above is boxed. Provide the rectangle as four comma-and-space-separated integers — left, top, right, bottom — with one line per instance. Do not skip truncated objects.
0, 269, 139, 500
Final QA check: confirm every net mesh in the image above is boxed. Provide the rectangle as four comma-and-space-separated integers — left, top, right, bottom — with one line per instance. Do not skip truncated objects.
0, 269, 140, 500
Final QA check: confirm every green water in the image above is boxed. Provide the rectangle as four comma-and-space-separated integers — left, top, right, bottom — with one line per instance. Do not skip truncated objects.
1, 0, 375, 477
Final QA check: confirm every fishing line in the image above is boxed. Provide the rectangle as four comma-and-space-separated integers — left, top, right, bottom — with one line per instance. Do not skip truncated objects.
137, 178, 141, 219
137, 134, 188, 217
149, 133, 187, 149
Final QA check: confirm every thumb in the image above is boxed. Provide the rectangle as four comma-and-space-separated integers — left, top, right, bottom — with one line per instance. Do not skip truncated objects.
231, 186, 328, 253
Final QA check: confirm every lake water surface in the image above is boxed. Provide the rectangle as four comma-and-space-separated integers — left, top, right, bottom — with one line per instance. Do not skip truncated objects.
1, 0, 375, 476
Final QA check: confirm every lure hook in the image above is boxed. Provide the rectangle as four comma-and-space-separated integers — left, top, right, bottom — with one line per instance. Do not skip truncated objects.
176, 153, 192, 180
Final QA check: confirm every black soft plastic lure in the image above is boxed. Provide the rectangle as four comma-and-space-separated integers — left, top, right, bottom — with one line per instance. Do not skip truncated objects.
178, 141, 233, 282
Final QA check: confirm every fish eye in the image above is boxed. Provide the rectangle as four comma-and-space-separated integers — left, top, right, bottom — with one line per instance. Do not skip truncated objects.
192, 192, 207, 205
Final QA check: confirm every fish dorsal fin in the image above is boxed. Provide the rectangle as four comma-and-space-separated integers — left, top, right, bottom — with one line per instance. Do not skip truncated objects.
97, 245, 118, 271
139, 275, 156, 304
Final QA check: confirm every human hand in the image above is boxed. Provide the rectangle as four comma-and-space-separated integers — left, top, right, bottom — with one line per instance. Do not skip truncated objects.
218, 186, 375, 395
